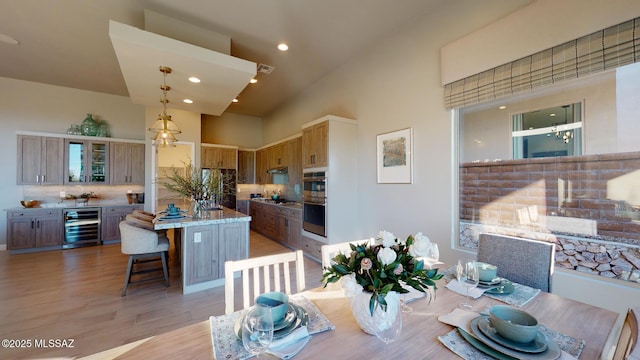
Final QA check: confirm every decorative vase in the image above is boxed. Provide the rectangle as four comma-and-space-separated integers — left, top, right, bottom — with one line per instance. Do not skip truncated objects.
191, 198, 210, 220
81, 114, 98, 136
349, 291, 401, 335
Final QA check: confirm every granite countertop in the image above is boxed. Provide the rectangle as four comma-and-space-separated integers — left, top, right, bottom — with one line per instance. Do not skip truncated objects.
153, 207, 251, 230
5, 202, 141, 211
249, 198, 302, 210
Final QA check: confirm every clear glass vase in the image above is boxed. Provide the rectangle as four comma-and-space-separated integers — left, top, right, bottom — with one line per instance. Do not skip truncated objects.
191, 198, 210, 219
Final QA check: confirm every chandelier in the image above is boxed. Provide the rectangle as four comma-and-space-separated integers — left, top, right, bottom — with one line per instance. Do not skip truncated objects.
149, 66, 181, 147
551, 105, 573, 144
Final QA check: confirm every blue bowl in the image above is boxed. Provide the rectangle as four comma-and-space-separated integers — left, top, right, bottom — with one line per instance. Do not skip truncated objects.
489, 305, 539, 343
255, 292, 289, 323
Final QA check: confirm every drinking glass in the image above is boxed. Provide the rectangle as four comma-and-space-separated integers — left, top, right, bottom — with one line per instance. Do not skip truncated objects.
374, 299, 403, 345
242, 304, 274, 357
456, 258, 479, 310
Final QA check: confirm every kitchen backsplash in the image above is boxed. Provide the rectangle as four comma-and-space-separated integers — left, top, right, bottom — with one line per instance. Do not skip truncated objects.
237, 183, 302, 202
22, 184, 145, 207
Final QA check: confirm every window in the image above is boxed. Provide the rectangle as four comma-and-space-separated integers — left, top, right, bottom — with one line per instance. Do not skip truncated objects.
512, 103, 582, 159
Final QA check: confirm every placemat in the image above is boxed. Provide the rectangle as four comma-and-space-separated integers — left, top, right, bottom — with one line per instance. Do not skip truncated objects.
484, 282, 541, 307
438, 325, 585, 359
209, 295, 335, 360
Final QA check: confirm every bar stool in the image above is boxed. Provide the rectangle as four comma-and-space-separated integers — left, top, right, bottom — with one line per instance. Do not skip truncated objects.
119, 221, 170, 296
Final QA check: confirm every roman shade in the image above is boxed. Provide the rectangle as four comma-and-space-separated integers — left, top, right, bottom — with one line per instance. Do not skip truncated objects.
444, 17, 640, 109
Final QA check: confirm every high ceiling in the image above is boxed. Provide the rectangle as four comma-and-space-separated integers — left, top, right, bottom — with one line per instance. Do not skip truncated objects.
0, 0, 448, 118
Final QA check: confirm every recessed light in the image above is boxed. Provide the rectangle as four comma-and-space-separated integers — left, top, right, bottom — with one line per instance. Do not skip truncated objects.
0, 33, 20, 45
188, 77, 201, 83
250, 78, 258, 84
498, 105, 507, 110
232, 98, 239, 103
277, 43, 289, 51
550, 113, 556, 117
183, 99, 193, 104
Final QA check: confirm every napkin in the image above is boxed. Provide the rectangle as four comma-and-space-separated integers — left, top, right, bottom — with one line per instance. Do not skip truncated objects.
266, 326, 311, 360
445, 279, 486, 299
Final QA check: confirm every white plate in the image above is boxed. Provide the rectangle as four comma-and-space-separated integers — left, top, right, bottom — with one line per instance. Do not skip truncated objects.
470, 316, 561, 360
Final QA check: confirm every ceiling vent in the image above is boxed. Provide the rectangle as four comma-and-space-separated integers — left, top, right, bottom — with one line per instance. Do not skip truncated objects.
257, 63, 275, 74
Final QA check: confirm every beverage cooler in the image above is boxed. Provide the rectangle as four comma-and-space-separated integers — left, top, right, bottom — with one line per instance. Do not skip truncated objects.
63, 208, 101, 248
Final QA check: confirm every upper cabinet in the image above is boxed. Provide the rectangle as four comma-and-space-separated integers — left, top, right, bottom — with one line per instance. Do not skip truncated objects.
238, 150, 255, 184
302, 121, 328, 168
287, 138, 302, 185
202, 145, 237, 169
110, 142, 145, 185
255, 148, 270, 184
64, 139, 109, 184
17, 135, 64, 185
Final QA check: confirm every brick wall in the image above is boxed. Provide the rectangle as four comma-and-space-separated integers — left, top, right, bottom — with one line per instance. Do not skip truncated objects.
460, 151, 640, 246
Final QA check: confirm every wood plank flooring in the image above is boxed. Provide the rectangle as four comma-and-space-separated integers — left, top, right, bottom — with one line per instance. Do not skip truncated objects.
0, 231, 323, 359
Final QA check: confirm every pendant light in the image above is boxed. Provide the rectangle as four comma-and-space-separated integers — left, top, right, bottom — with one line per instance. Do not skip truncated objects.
149, 66, 181, 147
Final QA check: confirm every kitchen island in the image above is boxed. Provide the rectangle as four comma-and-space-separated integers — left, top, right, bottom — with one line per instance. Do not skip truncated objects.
154, 207, 251, 294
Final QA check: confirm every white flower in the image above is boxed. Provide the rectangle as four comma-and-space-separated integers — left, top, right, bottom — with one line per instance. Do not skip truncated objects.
377, 247, 397, 265
377, 230, 396, 248
341, 273, 363, 297
410, 232, 433, 258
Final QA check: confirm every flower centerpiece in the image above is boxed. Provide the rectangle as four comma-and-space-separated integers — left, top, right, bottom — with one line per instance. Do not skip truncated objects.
158, 161, 235, 218
321, 230, 443, 334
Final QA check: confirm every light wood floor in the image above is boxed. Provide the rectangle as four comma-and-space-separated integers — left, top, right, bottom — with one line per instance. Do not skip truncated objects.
0, 231, 323, 359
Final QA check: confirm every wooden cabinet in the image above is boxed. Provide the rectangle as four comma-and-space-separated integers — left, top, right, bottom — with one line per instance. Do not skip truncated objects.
102, 205, 142, 242
269, 143, 285, 168
110, 142, 145, 185
183, 222, 248, 286
252, 201, 302, 249
276, 207, 302, 249
64, 139, 109, 184
287, 138, 302, 185
238, 150, 255, 184
7, 209, 63, 250
302, 235, 324, 261
17, 135, 64, 185
255, 149, 270, 184
202, 146, 237, 169
302, 121, 328, 168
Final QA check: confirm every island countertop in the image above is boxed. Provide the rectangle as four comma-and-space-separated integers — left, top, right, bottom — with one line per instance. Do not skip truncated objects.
153, 207, 251, 230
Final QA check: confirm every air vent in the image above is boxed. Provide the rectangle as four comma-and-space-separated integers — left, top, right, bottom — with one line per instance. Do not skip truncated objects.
257, 63, 275, 74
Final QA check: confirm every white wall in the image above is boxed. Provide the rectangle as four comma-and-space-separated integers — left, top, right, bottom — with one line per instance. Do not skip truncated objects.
0, 77, 145, 246
261, 1, 640, 315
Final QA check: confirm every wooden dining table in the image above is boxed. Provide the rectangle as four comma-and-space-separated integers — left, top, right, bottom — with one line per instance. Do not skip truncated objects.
80, 280, 619, 360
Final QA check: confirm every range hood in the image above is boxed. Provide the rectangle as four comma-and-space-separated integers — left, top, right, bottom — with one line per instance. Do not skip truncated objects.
267, 166, 288, 174
108, 20, 256, 116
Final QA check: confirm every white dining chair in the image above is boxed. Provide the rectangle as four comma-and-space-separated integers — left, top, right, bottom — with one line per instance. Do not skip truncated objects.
613, 307, 640, 360
224, 250, 306, 315
321, 239, 372, 269
477, 233, 555, 292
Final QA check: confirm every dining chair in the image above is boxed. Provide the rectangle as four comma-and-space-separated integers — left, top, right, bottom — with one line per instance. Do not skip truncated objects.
477, 233, 555, 292
321, 239, 372, 269
119, 221, 170, 296
613, 307, 640, 360
224, 250, 305, 315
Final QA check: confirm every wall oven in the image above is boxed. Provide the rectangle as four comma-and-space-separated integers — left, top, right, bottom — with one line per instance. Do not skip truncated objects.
303, 171, 326, 237
63, 208, 101, 248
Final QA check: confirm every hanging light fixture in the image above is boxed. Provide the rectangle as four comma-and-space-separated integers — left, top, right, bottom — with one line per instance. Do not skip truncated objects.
553, 105, 573, 144
149, 66, 181, 147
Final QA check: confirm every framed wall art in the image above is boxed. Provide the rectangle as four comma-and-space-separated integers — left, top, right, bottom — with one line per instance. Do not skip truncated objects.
376, 127, 413, 184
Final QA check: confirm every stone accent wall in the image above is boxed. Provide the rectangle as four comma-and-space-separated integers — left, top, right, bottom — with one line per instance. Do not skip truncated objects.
459, 152, 640, 285
460, 221, 640, 284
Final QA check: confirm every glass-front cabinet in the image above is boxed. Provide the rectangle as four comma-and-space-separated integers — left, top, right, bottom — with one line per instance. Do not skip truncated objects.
64, 139, 109, 184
